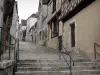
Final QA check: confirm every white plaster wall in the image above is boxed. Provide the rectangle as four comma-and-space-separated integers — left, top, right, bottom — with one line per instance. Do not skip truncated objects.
47, 0, 62, 49
56, 0, 62, 12
48, 0, 53, 21
10, 2, 18, 39
26, 17, 37, 41
48, 0, 61, 21
37, 3, 48, 45
42, 5, 47, 18
63, 0, 100, 58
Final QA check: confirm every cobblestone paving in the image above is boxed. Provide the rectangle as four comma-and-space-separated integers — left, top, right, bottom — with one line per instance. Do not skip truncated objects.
19, 41, 59, 60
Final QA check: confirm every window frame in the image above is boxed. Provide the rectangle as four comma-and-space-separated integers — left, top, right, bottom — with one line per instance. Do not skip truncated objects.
51, 18, 59, 38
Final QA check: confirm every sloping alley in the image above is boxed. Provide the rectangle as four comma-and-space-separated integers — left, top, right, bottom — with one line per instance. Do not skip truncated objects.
15, 41, 100, 75
19, 41, 59, 60
1, 0, 100, 75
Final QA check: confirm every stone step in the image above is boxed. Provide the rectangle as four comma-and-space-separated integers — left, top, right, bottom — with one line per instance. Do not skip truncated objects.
72, 66, 100, 70
18, 66, 100, 71
17, 62, 100, 68
17, 63, 69, 68
74, 62, 100, 66
16, 70, 100, 75
17, 67, 55, 71
18, 60, 66, 64
18, 58, 92, 64
17, 65, 100, 71
15, 71, 68, 75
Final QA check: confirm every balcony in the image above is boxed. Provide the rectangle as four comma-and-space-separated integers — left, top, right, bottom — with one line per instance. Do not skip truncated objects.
61, 0, 95, 22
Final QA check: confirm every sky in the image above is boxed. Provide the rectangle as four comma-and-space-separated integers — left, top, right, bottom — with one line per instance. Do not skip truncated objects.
16, 0, 39, 23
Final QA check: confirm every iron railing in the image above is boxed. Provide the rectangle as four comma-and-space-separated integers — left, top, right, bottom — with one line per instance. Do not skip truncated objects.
59, 45, 74, 75
0, 27, 19, 75
0, 27, 16, 60
13, 39, 19, 75
94, 43, 100, 59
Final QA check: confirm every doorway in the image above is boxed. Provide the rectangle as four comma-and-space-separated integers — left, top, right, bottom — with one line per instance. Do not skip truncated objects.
59, 36, 62, 50
70, 22, 75, 47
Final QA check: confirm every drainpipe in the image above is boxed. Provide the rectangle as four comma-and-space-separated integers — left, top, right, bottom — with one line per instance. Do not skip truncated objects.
0, 27, 2, 61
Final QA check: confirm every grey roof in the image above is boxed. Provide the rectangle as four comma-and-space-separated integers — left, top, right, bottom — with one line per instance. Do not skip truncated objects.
30, 14, 38, 18
42, 0, 50, 4
27, 13, 38, 20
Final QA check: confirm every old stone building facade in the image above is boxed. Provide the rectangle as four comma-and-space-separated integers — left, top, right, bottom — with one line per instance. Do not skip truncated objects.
20, 20, 27, 41
28, 22, 37, 43
47, 0, 62, 49
0, 0, 17, 75
26, 14, 37, 42
0, 0, 16, 54
0, 0, 4, 55
47, 0, 100, 59
10, 1, 19, 44
35, 0, 100, 59
18, 24, 23, 41
36, 0, 49, 46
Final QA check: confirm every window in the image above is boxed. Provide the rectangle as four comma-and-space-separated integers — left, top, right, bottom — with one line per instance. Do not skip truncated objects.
51, 18, 59, 38
40, 31, 41, 40
45, 29, 47, 38
52, 0, 56, 13
42, 31, 44, 40
70, 22, 75, 47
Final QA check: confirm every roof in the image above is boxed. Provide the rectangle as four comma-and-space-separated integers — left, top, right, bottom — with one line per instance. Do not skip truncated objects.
27, 13, 38, 20
30, 14, 38, 18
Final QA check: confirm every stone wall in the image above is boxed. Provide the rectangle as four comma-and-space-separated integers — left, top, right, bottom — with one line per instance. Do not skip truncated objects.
0, 60, 14, 75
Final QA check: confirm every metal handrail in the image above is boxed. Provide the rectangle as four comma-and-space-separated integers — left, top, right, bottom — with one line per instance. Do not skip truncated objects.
0, 27, 16, 60
0, 27, 16, 40
0, 27, 19, 74
59, 45, 74, 75
94, 43, 100, 59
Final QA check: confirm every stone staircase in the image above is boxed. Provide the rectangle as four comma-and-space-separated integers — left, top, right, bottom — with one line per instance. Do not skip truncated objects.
15, 58, 100, 75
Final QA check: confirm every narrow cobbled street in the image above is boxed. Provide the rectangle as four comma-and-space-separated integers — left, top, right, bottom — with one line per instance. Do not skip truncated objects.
16, 42, 68, 75
19, 41, 59, 60
15, 41, 100, 75
1, 0, 100, 75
